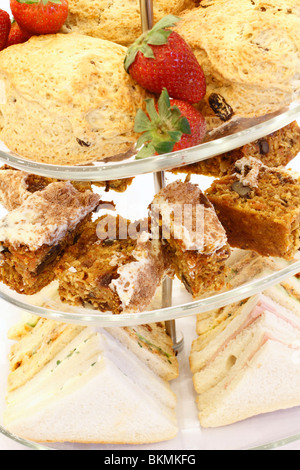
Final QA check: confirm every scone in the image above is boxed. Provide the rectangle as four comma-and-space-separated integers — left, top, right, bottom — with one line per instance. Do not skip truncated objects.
0, 33, 149, 165
175, 0, 300, 118
62, 0, 196, 47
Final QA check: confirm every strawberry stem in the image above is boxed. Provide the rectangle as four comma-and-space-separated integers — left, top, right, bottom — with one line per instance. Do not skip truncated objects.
124, 14, 181, 72
134, 88, 191, 159
16, 0, 62, 4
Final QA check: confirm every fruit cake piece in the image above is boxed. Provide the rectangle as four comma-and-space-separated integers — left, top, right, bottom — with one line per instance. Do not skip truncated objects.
206, 156, 300, 259
55, 215, 165, 314
0, 182, 101, 295
0, 33, 148, 165
172, 121, 300, 178
0, 166, 92, 211
62, 0, 196, 47
174, 0, 300, 117
149, 180, 230, 298
0, 166, 133, 212
93, 178, 134, 194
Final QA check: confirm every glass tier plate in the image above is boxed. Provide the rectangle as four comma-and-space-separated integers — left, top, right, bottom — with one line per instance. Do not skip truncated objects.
0, 104, 299, 181
0, 251, 299, 328
0, 169, 299, 328
2, 304, 300, 451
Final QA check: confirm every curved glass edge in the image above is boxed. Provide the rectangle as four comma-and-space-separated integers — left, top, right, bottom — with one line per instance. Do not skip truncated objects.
0, 259, 300, 328
0, 425, 51, 450
250, 433, 300, 451
0, 104, 299, 182
1, 420, 300, 451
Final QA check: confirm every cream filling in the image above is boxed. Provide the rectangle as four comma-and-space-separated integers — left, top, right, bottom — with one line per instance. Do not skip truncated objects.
151, 201, 227, 254
0, 182, 98, 250
234, 156, 298, 188
109, 233, 159, 311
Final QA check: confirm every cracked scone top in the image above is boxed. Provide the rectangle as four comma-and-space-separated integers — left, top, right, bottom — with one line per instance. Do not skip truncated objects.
0, 33, 149, 165
62, 0, 196, 47
175, 0, 300, 117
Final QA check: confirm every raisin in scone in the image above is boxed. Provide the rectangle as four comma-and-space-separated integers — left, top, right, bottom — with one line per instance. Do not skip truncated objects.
0, 33, 149, 165
175, 0, 300, 118
62, 0, 196, 47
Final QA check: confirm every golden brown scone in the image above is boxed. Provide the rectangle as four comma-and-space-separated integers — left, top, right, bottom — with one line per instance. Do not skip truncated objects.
175, 0, 300, 118
62, 0, 197, 47
0, 33, 149, 165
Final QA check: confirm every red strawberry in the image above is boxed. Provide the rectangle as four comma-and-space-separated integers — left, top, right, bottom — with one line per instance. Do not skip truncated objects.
134, 88, 206, 159
7, 20, 32, 46
10, 0, 68, 35
0, 9, 11, 51
124, 15, 206, 104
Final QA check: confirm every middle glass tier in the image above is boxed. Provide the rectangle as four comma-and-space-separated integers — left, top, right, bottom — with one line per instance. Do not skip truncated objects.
0, 167, 299, 328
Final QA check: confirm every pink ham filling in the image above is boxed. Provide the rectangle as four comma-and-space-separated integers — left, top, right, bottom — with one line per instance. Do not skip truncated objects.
206, 297, 300, 368
224, 332, 300, 390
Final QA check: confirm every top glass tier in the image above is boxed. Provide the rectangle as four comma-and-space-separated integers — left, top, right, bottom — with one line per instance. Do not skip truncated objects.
0, 103, 299, 182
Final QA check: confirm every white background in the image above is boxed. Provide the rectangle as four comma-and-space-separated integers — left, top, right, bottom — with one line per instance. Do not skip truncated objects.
0, 0, 300, 451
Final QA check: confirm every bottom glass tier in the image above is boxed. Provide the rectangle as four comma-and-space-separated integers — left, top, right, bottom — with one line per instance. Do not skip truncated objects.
0, 248, 299, 327
1, 303, 300, 451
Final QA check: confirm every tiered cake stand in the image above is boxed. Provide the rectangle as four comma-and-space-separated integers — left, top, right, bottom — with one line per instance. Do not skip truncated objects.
0, 0, 300, 450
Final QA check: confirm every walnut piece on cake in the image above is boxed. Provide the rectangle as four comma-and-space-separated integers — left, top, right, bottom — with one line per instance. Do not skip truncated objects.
206, 157, 300, 259
149, 180, 231, 299
55, 215, 165, 314
0, 182, 101, 295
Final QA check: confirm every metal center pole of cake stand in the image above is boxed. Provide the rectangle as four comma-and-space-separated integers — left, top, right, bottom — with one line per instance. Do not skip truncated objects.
139, 0, 184, 352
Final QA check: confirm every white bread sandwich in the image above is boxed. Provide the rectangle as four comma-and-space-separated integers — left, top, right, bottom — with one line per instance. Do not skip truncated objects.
106, 323, 179, 382
190, 284, 300, 428
4, 317, 178, 444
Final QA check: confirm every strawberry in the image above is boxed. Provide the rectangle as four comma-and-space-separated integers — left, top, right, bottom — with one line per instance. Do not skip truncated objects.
0, 9, 11, 51
124, 15, 206, 104
7, 20, 32, 46
134, 88, 206, 159
10, 0, 68, 35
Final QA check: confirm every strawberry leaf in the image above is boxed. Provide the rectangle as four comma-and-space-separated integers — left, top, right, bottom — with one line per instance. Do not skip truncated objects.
168, 130, 182, 142
139, 43, 155, 59
134, 109, 151, 133
124, 14, 181, 72
147, 30, 172, 46
136, 132, 153, 148
134, 89, 191, 159
177, 116, 191, 135
145, 98, 159, 122
151, 15, 181, 32
136, 143, 156, 159
16, 0, 62, 4
154, 141, 176, 154
157, 88, 171, 117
